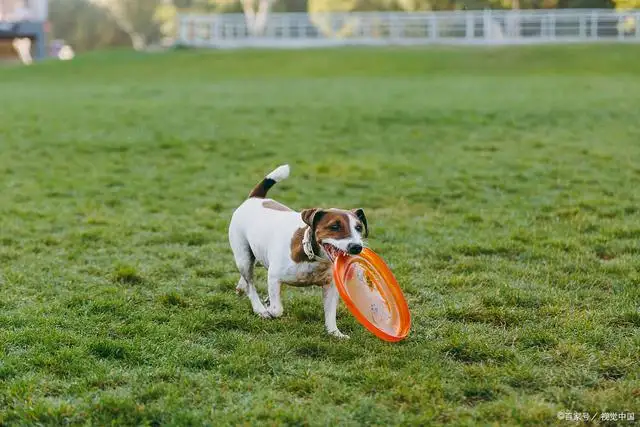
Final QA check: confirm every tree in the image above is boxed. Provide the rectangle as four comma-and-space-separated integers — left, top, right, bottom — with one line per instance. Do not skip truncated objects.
612, 0, 639, 7
90, 0, 164, 50
49, 0, 130, 51
273, 0, 308, 12
239, 0, 274, 35
186, 0, 273, 35
308, 0, 359, 37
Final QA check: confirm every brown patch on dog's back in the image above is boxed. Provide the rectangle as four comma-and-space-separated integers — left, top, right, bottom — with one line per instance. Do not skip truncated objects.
263, 200, 292, 212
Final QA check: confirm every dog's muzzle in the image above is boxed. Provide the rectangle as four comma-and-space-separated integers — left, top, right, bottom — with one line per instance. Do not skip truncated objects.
347, 243, 363, 255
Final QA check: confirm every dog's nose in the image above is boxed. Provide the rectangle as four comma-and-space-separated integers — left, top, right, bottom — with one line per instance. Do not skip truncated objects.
347, 243, 363, 255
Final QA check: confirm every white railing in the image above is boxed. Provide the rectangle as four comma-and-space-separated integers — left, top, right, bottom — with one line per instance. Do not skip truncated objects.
176, 9, 640, 48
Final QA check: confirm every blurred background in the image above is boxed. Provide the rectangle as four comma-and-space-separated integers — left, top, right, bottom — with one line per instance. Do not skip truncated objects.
0, 0, 635, 61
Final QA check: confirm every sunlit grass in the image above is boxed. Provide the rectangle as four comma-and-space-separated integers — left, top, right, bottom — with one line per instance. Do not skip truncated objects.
1, 45, 639, 425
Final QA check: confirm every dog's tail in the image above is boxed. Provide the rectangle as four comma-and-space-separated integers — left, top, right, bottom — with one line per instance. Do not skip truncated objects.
248, 164, 290, 199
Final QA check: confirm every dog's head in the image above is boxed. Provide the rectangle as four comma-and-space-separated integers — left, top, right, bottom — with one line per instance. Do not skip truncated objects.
301, 207, 368, 261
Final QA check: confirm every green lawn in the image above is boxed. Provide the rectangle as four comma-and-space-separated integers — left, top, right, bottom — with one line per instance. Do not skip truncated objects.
1, 45, 639, 425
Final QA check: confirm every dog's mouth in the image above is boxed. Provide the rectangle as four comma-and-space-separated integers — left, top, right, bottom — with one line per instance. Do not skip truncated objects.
322, 243, 346, 262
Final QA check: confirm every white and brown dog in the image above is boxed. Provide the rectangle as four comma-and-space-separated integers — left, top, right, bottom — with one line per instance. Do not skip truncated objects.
228, 164, 368, 339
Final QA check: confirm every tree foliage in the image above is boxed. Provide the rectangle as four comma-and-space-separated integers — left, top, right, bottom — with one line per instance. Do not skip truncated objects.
612, 0, 639, 8
90, 0, 164, 50
307, 0, 358, 37
49, 0, 130, 51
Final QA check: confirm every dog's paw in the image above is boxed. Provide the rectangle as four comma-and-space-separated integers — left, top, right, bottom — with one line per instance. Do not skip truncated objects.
328, 329, 350, 339
255, 307, 274, 319
266, 305, 283, 318
235, 280, 247, 295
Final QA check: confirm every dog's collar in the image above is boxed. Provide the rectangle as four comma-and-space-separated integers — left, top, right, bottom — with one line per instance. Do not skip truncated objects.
302, 227, 317, 261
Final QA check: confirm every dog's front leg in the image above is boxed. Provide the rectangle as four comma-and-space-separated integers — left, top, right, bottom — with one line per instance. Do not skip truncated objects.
322, 281, 349, 339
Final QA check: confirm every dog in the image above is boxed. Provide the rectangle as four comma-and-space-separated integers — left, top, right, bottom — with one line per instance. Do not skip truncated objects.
228, 164, 369, 339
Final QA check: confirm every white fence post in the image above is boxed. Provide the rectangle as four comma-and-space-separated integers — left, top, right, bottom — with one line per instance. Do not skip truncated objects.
430, 13, 438, 41
391, 14, 400, 39
210, 16, 217, 45
579, 12, 586, 39
618, 12, 624, 40
466, 12, 474, 41
484, 9, 494, 42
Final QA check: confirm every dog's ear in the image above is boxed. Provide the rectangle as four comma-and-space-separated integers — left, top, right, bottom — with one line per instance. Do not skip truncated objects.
352, 208, 369, 237
301, 208, 326, 229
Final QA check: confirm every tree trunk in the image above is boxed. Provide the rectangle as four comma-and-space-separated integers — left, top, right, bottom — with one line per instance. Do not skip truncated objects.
241, 0, 272, 36
510, 0, 521, 38
130, 32, 147, 50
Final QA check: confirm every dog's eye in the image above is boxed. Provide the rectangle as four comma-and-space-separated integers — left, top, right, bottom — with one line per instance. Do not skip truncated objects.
355, 224, 363, 232
330, 222, 341, 231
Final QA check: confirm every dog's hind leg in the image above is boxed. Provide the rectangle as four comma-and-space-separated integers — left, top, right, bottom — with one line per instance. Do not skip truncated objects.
265, 270, 283, 318
230, 240, 271, 318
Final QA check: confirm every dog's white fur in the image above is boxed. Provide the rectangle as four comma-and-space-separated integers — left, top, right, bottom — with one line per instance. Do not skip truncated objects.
228, 164, 365, 338
265, 164, 290, 182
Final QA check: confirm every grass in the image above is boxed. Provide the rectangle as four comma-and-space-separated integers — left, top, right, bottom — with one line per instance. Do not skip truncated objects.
1, 45, 639, 425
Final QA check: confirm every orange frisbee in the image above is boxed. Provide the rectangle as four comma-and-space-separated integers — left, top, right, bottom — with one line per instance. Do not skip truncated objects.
332, 248, 411, 342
